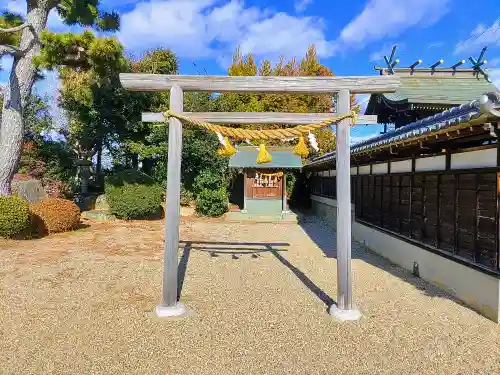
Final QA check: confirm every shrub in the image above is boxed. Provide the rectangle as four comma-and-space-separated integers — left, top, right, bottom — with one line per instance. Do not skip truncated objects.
106, 169, 155, 187
285, 171, 297, 197
106, 184, 164, 220
193, 169, 225, 196
180, 185, 194, 207
195, 188, 228, 217
30, 198, 81, 234
0, 196, 31, 238
152, 159, 168, 187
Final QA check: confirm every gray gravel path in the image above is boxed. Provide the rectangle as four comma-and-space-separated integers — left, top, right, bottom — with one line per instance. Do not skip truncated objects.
1, 217, 499, 375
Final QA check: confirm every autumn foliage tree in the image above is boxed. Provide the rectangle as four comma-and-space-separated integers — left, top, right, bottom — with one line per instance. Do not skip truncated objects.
214, 45, 337, 155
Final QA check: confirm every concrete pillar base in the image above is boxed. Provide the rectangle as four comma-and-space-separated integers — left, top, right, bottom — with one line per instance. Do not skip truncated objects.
328, 304, 362, 322
155, 303, 188, 318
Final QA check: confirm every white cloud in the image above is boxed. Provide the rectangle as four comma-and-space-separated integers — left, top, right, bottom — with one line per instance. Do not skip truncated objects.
490, 58, 500, 67
119, 0, 214, 58
491, 69, 500, 90
118, 0, 336, 65
368, 43, 399, 62
2, 0, 23, 13
237, 13, 335, 60
455, 20, 500, 55
295, 0, 313, 13
428, 41, 444, 48
338, 0, 450, 47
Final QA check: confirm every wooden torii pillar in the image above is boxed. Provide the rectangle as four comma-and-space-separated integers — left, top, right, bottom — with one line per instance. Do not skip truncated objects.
119, 74, 399, 320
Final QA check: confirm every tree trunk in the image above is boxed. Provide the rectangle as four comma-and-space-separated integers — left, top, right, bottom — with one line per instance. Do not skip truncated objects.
0, 6, 49, 196
96, 144, 102, 174
131, 153, 139, 169
141, 158, 154, 175
78, 166, 88, 195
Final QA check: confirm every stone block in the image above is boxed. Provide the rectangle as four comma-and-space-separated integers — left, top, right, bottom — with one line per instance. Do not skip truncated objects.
12, 179, 47, 204
95, 194, 109, 211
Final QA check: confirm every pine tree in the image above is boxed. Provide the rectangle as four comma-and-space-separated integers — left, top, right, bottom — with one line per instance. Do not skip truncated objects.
0, 2, 118, 195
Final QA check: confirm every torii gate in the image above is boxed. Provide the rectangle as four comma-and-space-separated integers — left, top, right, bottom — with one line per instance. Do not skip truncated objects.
119, 73, 400, 321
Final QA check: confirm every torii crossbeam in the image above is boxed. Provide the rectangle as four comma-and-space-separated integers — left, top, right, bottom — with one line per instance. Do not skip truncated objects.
119, 73, 400, 321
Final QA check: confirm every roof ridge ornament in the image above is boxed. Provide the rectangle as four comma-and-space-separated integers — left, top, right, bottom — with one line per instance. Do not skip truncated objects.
469, 47, 491, 82
383, 45, 399, 75
450, 60, 465, 74
430, 59, 444, 73
374, 45, 492, 81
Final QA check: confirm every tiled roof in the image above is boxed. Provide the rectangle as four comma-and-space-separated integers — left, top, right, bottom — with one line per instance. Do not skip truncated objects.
229, 146, 302, 169
353, 101, 481, 153
307, 92, 500, 167
366, 75, 498, 111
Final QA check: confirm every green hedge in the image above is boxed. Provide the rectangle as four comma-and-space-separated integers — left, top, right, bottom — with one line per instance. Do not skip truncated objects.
0, 196, 31, 238
106, 184, 164, 220
106, 169, 155, 187
195, 188, 228, 217
105, 170, 163, 220
193, 170, 225, 196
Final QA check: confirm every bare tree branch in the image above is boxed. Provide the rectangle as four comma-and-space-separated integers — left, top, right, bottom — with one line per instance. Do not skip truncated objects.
0, 22, 41, 57
0, 23, 31, 33
0, 44, 24, 57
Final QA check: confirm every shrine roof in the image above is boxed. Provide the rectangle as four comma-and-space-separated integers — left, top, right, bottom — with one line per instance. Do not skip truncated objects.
366, 74, 498, 114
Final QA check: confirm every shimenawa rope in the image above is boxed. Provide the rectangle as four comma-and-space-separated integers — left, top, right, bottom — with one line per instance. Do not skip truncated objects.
161, 106, 360, 163
162, 106, 360, 140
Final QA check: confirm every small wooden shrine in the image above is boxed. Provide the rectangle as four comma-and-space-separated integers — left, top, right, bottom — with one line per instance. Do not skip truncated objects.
229, 146, 302, 215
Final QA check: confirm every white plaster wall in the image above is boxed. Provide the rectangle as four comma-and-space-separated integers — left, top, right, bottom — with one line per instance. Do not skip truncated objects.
350, 167, 358, 175
451, 148, 496, 169
310, 194, 354, 211
331, 170, 337, 177
352, 223, 500, 322
390, 159, 412, 173
310, 197, 500, 323
416, 155, 446, 172
359, 165, 371, 175
311, 195, 337, 206
372, 163, 388, 174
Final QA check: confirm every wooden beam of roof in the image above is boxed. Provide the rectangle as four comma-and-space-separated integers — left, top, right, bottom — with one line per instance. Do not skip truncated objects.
374, 66, 490, 78
119, 74, 400, 94
142, 112, 378, 125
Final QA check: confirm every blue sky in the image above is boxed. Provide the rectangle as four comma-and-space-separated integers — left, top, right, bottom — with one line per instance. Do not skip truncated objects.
1, 0, 500, 144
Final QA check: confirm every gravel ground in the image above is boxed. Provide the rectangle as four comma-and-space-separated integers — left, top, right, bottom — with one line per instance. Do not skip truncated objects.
1, 216, 500, 375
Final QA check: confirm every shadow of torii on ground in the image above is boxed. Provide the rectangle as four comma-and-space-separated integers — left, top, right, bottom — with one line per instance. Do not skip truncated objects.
298, 214, 466, 305
176, 240, 335, 309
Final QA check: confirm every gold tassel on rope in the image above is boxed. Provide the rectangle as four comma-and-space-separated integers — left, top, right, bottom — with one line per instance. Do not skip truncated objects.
217, 136, 236, 157
294, 135, 309, 158
256, 144, 272, 164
